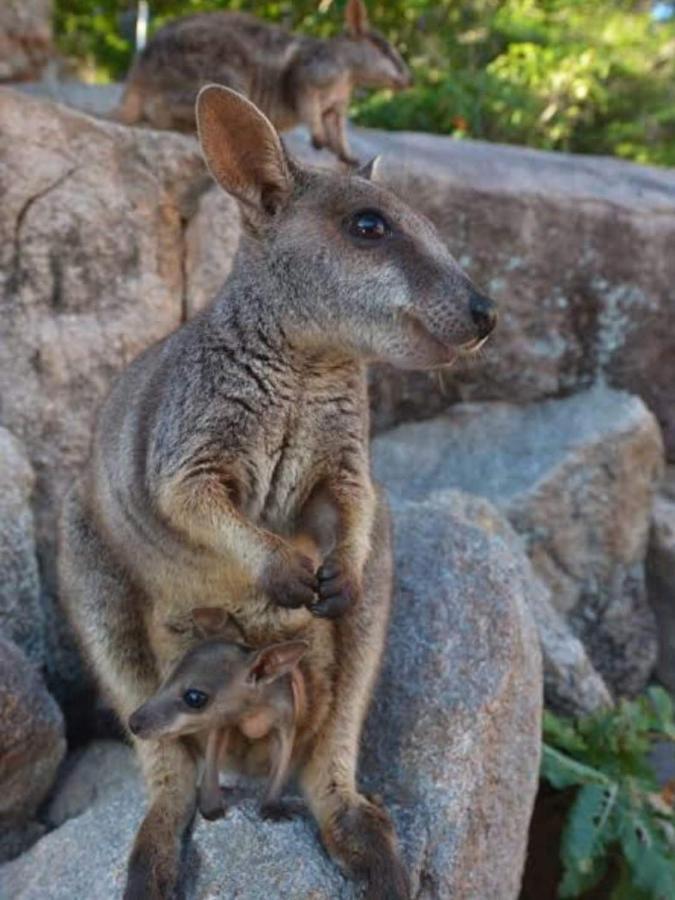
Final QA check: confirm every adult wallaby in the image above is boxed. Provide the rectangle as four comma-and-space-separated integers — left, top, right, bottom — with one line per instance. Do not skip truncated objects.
59, 85, 497, 900
113, 0, 411, 164
129, 607, 308, 824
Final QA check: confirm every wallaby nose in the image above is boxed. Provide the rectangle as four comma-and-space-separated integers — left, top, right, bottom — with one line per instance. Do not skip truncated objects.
469, 291, 498, 340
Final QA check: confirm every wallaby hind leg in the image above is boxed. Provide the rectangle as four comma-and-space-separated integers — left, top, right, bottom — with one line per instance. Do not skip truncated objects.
323, 107, 358, 167
299, 490, 410, 900
126, 739, 198, 900
296, 90, 328, 151
58, 488, 198, 899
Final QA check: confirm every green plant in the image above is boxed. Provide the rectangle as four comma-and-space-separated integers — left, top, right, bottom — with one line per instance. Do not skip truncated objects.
53, 1, 675, 165
542, 687, 675, 899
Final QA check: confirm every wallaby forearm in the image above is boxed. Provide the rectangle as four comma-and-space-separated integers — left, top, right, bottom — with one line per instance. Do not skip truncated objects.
156, 474, 281, 577
330, 473, 376, 584
156, 472, 318, 608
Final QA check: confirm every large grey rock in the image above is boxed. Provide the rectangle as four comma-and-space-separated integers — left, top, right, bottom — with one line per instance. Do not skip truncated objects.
10, 84, 675, 463
0, 1, 52, 82
0, 88, 225, 691
1, 492, 542, 899
373, 385, 664, 697
0, 428, 45, 667
647, 467, 675, 692
44, 740, 139, 829
330, 130, 675, 461
0, 636, 65, 829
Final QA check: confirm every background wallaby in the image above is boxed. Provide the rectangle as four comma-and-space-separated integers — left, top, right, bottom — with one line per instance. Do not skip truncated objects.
113, 0, 411, 164
129, 607, 308, 823
59, 84, 496, 900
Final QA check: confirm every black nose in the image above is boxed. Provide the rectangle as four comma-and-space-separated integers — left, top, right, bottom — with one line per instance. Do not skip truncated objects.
469, 291, 498, 339
128, 711, 143, 736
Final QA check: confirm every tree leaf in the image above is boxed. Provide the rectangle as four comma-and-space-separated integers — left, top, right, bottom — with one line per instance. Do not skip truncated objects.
559, 783, 617, 898
541, 744, 609, 790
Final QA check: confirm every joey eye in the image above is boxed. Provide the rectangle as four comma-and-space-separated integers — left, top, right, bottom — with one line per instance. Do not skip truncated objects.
183, 689, 208, 709
347, 209, 390, 241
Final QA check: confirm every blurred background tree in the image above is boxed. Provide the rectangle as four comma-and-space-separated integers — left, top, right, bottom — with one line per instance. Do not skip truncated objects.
54, 1, 675, 165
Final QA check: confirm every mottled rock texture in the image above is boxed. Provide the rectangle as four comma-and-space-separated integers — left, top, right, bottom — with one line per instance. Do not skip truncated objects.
373, 386, 664, 698
8, 84, 675, 460
0, 88, 218, 691
0, 636, 65, 830
0, 0, 52, 82
1, 493, 542, 899
0, 427, 44, 667
647, 467, 675, 692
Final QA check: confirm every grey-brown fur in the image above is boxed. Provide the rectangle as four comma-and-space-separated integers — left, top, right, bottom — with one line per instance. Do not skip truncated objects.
113, 0, 411, 164
129, 609, 308, 823
59, 85, 496, 900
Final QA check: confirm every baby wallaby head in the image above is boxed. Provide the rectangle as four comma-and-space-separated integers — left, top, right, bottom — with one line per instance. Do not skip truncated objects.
197, 85, 497, 371
340, 0, 411, 90
128, 607, 308, 740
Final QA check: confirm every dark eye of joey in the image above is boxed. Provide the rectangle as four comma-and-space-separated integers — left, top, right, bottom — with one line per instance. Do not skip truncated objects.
183, 688, 209, 709
347, 209, 391, 241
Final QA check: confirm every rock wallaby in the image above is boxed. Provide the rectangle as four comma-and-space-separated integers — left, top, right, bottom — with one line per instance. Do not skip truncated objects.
113, 0, 411, 164
59, 84, 497, 900
128, 606, 308, 824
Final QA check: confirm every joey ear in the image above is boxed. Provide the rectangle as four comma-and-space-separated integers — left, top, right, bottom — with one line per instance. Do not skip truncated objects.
345, 0, 369, 37
192, 607, 245, 642
196, 84, 293, 227
357, 156, 382, 182
247, 641, 308, 685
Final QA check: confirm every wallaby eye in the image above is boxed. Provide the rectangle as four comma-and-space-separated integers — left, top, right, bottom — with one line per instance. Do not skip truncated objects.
183, 689, 208, 709
347, 209, 390, 241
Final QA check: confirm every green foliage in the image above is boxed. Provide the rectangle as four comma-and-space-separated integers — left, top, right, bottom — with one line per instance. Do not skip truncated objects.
541, 687, 675, 899
53, 1, 675, 165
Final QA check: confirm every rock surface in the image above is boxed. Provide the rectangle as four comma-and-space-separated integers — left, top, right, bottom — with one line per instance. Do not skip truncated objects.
8, 84, 675, 461
1, 492, 542, 899
0, 428, 44, 667
0, 88, 222, 691
0, 636, 65, 829
647, 467, 675, 692
335, 130, 675, 462
0, 1, 52, 82
373, 385, 664, 697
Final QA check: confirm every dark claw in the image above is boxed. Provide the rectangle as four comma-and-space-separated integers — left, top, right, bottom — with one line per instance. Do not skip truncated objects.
310, 592, 352, 619
260, 801, 295, 822
318, 562, 340, 582
199, 802, 226, 821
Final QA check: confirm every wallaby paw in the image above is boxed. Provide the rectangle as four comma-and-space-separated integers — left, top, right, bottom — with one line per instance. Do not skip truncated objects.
311, 135, 327, 151
199, 801, 227, 822
311, 555, 358, 618
261, 546, 318, 609
260, 800, 295, 822
339, 154, 360, 168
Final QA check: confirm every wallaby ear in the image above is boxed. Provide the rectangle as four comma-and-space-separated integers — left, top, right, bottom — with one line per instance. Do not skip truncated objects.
345, 0, 369, 37
192, 607, 245, 642
357, 156, 382, 182
196, 84, 293, 226
247, 641, 308, 685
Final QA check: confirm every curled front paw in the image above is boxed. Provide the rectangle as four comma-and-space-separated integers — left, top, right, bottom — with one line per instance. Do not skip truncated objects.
310, 554, 358, 619
261, 546, 318, 609
260, 800, 295, 822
